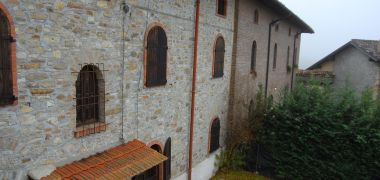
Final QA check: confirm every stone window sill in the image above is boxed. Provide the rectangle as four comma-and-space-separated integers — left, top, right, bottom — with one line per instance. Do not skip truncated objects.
74, 122, 107, 138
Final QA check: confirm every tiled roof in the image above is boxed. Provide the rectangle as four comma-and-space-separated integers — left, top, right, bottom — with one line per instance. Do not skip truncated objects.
41, 139, 167, 180
308, 39, 380, 70
351, 39, 380, 62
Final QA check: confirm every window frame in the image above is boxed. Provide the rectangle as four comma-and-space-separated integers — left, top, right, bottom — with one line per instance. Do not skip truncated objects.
216, 0, 227, 18
144, 23, 168, 88
0, 2, 17, 107
212, 35, 225, 78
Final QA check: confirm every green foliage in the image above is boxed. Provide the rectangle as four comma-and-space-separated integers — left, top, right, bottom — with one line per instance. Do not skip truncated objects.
257, 81, 380, 179
215, 148, 246, 173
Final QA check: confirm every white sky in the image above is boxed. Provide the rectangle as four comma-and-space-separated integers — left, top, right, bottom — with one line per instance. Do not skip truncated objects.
278, 0, 380, 69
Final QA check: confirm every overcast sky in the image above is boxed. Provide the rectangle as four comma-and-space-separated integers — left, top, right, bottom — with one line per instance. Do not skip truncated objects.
278, 0, 380, 69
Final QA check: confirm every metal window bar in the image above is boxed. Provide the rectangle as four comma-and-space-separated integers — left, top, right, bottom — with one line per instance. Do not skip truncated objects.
0, 11, 15, 105
72, 63, 108, 137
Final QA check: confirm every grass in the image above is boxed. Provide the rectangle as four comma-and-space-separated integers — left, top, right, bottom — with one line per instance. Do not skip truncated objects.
211, 170, 269, 180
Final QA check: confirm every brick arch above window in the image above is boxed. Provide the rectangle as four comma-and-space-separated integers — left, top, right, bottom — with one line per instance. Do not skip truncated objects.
213, 35, 225, 78
0, 2, 17, 106
144, 23, 168, 87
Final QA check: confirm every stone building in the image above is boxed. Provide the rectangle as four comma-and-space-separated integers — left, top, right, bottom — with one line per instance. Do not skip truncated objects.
307, 39, 380, 94
228, 0, 313, 127
0, 0, 311, 180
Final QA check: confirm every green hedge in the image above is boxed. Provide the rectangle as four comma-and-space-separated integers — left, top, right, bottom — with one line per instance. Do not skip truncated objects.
257, 83, 380, 179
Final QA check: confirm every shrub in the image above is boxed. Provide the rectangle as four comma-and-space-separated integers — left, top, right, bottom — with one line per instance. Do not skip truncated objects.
256, 81, 380, 179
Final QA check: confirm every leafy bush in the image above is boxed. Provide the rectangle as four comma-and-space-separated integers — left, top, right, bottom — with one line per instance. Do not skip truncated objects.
257, 81, 380, 179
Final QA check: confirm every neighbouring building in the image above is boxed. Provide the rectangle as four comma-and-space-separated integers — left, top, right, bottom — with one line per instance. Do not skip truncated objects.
228, 0, 313, 127
307, 39, 380, 94
0, 0, 312, 180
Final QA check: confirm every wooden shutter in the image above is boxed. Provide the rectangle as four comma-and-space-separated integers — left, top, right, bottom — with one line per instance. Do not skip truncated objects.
0, 11, 14, 105
76, 65, 100, 126
273, 44, 277, 69
251, 41, 257, 72
210, 118, 220, 153
164, 137, 171, 180
254, 10, 259, 24
146, 26, 167, 87
214, 37, 225, 78
217, 0, 226, 16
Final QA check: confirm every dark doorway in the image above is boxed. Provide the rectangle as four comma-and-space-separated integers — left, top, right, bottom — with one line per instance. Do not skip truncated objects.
132, 144, 162, 180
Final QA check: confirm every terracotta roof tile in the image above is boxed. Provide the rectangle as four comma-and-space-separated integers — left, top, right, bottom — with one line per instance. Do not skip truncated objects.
41, 139, 167, 180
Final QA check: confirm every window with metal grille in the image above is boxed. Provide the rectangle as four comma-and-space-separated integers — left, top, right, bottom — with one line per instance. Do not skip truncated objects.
0, 10, 16, 106
145, 26, 168, 87
254, 9, 259, 24
213, 36, 225, 78
273, 43, 277, 69
209, 118, 220, 153
217, 0, 227, 16
251, 41, 257, 73
164, 137, 171, 180
76, 64, 105, 127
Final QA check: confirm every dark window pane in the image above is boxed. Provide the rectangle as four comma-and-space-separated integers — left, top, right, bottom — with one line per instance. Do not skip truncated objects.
214, 36, 225, 78
251, 41, 257, 72
210, 118, 221, 153
217, 0, 226, 16
76, 65, 102, 126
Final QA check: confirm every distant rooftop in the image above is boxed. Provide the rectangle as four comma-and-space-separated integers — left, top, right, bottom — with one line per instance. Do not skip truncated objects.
308, 39, 380, 70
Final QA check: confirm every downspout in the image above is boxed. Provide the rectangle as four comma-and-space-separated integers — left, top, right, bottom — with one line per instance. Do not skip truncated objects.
120, 1, 129, 143
264, 16, 291, 97
188, 0, 200, 180
290, 32, 301, 90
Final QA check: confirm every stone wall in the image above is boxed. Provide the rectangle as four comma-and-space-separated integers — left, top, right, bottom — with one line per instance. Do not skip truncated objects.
333, 46, 379, 94
230, 0, 302, 125
0, 0, 233, 179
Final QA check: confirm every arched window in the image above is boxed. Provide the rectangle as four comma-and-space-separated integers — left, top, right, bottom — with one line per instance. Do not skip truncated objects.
254, 9, 259, 24
273, 43, 277, 69
0, 5, 17, 106
209, 118, 221, 153
164, 138, 171, 180
145, 26, 168, 87
76, 64, 105, 127
216, 0, 227, 16
213, 36, 225, 78
251, 41, 257, 73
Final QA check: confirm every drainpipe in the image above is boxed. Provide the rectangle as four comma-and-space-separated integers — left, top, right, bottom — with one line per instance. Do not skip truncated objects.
290, 32, 301, 90
264, 16, 291, 97
120, 1, 129, 143
188, 0, 200, 180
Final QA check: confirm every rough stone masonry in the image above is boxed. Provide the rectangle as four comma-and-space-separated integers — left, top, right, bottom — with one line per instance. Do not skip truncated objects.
0, 0, 233, 179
